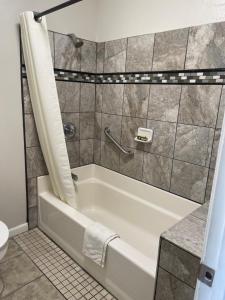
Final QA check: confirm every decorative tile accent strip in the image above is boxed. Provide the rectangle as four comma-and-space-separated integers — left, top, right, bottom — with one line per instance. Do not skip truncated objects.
96, 70, 225, 84
22, 65, 96, 84
15, 228, 117, 300
22, 65, 225, 85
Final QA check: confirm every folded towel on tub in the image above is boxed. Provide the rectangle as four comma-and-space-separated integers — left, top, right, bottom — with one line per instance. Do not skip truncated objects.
82, 222, 119, 268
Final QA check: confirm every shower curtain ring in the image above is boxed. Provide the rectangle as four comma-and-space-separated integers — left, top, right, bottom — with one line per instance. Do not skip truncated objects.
33, 12, 42, 23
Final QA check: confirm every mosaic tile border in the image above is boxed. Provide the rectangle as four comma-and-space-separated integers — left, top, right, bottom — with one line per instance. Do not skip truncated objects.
22, 66, 96, 84
97, 70, 225, 84
14, 228, 117, 300
22, 65, 225, 85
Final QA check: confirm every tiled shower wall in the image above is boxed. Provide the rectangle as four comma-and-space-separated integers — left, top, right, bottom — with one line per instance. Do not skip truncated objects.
94, 23, 225, 205
22, 22, 225, 228
22, 31, 97, 228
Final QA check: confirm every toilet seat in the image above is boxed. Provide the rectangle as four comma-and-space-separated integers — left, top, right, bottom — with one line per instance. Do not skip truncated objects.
0, 221, 9, 250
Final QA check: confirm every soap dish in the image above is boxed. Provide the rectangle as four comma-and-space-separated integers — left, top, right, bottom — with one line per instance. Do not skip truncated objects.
134, 128, 153, 144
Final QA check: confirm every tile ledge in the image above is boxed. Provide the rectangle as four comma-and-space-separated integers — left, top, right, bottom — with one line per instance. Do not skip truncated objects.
161, 203, 209, 258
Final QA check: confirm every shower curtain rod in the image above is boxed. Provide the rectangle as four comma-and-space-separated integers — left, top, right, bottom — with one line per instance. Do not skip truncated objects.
34, 0, 83, 21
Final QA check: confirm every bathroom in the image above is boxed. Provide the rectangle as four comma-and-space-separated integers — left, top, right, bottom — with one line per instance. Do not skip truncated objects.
1, 0, 225, 299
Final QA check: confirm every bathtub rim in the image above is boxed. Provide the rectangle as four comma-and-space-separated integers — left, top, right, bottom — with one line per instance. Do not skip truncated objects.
37, 164, 200, 276
38, 189, 157, 276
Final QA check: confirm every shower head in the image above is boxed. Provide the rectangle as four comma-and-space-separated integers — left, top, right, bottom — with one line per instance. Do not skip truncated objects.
68, 33, 84, 48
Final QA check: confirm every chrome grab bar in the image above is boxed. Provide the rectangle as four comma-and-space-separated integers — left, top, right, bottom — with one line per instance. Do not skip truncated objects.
104, 127, 133, 156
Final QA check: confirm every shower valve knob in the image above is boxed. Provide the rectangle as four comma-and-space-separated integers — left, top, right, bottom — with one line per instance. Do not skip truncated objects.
63, 122, 76, 140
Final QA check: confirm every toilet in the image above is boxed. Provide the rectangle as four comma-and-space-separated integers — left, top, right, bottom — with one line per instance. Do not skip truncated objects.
0, 221, 9, 261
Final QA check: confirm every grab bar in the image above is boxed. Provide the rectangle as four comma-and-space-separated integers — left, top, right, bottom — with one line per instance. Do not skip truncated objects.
104, 127, 133, 156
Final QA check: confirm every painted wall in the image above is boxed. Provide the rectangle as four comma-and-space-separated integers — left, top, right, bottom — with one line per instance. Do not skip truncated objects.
95, 0, 225, 42
0, 0, 97, 229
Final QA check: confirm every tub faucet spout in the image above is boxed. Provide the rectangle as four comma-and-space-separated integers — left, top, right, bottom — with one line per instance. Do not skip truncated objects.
71, 173, 78, 182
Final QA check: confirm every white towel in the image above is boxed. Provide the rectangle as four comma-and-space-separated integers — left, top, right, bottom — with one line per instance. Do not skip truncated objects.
82, 222, 119, 268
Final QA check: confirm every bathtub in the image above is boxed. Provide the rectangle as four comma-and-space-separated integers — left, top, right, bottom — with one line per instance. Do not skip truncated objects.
38, 164, 199, 300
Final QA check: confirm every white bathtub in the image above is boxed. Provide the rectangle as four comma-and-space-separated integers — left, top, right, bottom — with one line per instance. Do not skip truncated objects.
38, 164, 199, 300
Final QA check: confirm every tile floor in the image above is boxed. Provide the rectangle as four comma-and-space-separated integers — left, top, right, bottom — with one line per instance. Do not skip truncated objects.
0, 228, 116, 300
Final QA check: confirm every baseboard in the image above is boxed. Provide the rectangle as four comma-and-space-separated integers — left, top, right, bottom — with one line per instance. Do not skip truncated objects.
9, 223, 28, 238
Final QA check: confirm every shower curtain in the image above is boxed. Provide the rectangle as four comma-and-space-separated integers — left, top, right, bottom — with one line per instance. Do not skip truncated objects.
20, 12, 77, 208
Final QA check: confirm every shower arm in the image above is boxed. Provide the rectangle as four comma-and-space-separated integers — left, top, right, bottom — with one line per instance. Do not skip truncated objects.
104, 127, 134, 156
34, 0, 83, 22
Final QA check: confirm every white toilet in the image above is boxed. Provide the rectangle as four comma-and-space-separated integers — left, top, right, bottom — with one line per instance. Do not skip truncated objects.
0, 221, 9, 261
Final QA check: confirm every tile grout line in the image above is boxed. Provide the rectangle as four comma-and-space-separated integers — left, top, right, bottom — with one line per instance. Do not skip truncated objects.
119, 38, 129, 173
202, 85, 224, 202
141, 84, 151, 182
13, 229, 116, 300
168, 85, 183, 192
12, 238, 68, 299
168, 27, 191, 192
159, 266, 196, 291
0, 274, 45, 300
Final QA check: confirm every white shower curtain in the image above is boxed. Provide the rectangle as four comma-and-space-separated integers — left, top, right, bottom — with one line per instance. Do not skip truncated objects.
20, 12, 77, 208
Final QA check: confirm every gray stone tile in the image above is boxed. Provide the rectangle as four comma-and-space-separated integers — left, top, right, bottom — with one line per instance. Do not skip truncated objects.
61, 112, 80, 141
66, 141, 80, 168
210, 129, 221, 169
1, 240, 23, 264
26, 147, 47, 178
28, 206, 38, 229
81, 40, 96, 73
205, 169, 215, 202
0, 253, 42, 297
123, 84, 149, 118
179, 85, 222, 127
27, 177, 37, 208
126, 34, 154, 72
152, 28, 189, 70
217, 86, 225, 129
170, 160, 208, 203
97, 42, 105, 73
80, 140, 94, 165
95, 112, 102, 140
3, 276, 65, 300
120, 149, 144, 180
148, 85, 181, 122
121, 116, 146, 149
79, 112, 95, 140
101, 114, 122, 142
80, 83, 95, 112
160, 238, 200, 288
96, 85, 103, 113
25, 114, 39, 147
145, 120, 176, 158
100, 141, 120, 172
22, 79, 32, 114
0, 278, 3, 296
102, 84, 124, 115
155, 267, 195, 300
48, 31, 55, 64
174, 124, 214, 167
143, 153, 172, 191
93, 139, 101, 164
56, 81, 80, 113
104, 38, 127, 73
186, 22, 225, 69
162, 214, 206, 258
192, 202, 209, 221
54, 33, 81, 70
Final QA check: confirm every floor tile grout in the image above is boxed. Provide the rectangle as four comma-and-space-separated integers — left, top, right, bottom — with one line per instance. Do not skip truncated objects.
13, 228, 116, 300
